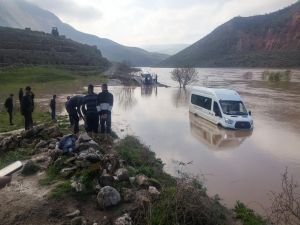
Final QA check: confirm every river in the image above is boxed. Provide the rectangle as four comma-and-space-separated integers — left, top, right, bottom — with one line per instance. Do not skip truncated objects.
103, 67, 300, 213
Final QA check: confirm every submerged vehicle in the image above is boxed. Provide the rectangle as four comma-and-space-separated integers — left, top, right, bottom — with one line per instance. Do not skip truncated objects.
189, 87, 253, 129
189, 113, 252, 150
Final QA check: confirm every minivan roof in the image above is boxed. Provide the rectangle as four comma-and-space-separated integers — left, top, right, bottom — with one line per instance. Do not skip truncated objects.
191, 86, 241, 101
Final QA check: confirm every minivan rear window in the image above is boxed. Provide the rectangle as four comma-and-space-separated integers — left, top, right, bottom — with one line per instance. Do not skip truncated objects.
191, 94, 212, 110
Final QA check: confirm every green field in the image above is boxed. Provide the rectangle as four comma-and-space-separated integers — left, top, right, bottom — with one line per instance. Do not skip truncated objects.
0, 66, 107, 132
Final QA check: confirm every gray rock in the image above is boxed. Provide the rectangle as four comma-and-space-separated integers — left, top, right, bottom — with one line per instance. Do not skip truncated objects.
85, 153, 102, 163
77, 143, 90, 152
66, 209, 80, 218
21, 160, 40, 176
48, 143, 56, 149
115, 168, 129, 181
135, 190, 151, 207
78, 133, 92, 142
74, 160, 91, 168
88, 140, 100, 149
136, 174, 149, 187
122, 188, 135, 203
71, 216, 87, 225
60, 166, 77, 177
97, 186, 121, 209
99, 174, 114, 187
148, 186, 160, 199
35, 140, 48, 149
114, 213, 132, 225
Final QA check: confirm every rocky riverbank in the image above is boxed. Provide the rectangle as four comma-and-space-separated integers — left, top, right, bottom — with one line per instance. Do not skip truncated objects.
0, 124, 263, 225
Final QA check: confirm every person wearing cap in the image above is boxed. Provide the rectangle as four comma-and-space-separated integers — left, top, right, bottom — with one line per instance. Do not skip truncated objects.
50, 95, 56, 120
21, 86, 34, 130
4, 94, 14, 125
82, 84, 99, 135
97, 83, 114, 134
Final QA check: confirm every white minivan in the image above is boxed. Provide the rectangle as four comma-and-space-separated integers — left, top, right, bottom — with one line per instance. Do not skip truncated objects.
189, 87, 253, 129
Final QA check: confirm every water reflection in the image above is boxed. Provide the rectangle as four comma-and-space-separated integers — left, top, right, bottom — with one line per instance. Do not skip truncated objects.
117, 87, 138, 111
172, 88, 189, 108
141, 85, 157, 97
189, 113, 253, 150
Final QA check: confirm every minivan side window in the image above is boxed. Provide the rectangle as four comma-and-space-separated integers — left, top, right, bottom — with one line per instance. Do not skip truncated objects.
191, 94, 212, 110
213, 101, 222, 118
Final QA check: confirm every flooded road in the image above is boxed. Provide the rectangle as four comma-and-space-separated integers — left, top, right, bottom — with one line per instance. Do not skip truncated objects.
106, 68, 300, 212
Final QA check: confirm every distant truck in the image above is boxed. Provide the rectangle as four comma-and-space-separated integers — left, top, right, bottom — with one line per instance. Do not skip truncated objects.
141, 73, 157, 85
189, 87, 253, 129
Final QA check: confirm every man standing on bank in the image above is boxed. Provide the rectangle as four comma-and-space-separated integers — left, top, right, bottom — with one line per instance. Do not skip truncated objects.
66, 95, 84, 134
82, 84, 99, 135
21, 86, 34, 130
50, 95, 56, 121
97, 83, 114, 134
4, 94, 14, 125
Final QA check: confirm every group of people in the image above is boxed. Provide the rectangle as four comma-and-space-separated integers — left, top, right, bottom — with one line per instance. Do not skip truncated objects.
3, 83, 114, 135
4, 86, 35, 130
64, 83, 114, 135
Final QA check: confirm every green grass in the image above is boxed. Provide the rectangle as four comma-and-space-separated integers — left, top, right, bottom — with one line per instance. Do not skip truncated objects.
0, 66, 107, 108
0, 148, 32, 169
234, 201, 267, 225
115, 136, 174, 186
0, 110, 51, 133
50, 181, 73, 199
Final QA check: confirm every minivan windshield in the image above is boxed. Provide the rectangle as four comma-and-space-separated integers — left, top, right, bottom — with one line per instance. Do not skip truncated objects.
219, 100, 248, 116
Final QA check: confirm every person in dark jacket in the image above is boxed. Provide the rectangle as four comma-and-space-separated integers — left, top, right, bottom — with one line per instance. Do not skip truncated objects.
21, 86, 34, 130
4, 94, 14, 125
97, 83, 114, 134
18, 88, 23, 106
82, 84, 99, 135
50, 95, 56, 120
65, 95, 84, 134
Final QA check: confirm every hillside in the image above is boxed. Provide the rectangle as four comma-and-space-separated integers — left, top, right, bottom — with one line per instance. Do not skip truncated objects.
160, 1, 300, 68
0, 0, 168, 66
0, 26, 110, 70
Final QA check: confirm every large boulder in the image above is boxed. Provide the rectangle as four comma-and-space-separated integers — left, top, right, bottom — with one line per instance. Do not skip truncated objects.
97, 186, 121, 209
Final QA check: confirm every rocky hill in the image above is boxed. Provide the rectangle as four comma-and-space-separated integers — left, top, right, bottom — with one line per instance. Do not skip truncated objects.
0, 26, 110, 70
160, 1, 300, 68
0, 0, 168, 66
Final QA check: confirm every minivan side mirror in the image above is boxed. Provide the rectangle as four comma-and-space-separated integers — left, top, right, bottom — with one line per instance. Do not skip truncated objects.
249, 110, 252, 116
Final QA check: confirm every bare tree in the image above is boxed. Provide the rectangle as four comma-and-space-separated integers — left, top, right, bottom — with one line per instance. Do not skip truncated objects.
171, 67, 198, 88
269, 169, 300, 225
171, 68, 183, 88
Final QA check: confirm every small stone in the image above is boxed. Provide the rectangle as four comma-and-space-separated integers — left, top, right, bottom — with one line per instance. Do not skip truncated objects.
85, 153, 102, 163
60, 166, 77, 177
35, 140, 48, 149
114, 213, 132, 225
148, 186, 160, 199
136, 174, 149, 187
97, 186, 121, 209
122, 188, 135, 203
21, 160, 40, 176
66, 209, 80, 218
78, 133, 92, 142
115, 168, 129, 181
64, 157, 77, 165
135, 190, 151, 207
88, 140, 100, 150
71, 216, 87, 225
99, 174, 114, 187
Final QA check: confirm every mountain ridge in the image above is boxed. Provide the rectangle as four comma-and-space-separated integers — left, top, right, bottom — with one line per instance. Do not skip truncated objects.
160, 1, 300, 68
0, 0, 168, 66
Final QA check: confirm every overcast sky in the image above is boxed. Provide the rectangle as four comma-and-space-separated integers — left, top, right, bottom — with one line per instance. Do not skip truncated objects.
27, 0, 297, 47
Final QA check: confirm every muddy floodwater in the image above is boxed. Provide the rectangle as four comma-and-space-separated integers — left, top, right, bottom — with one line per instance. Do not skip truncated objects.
102, 68, 300, 213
